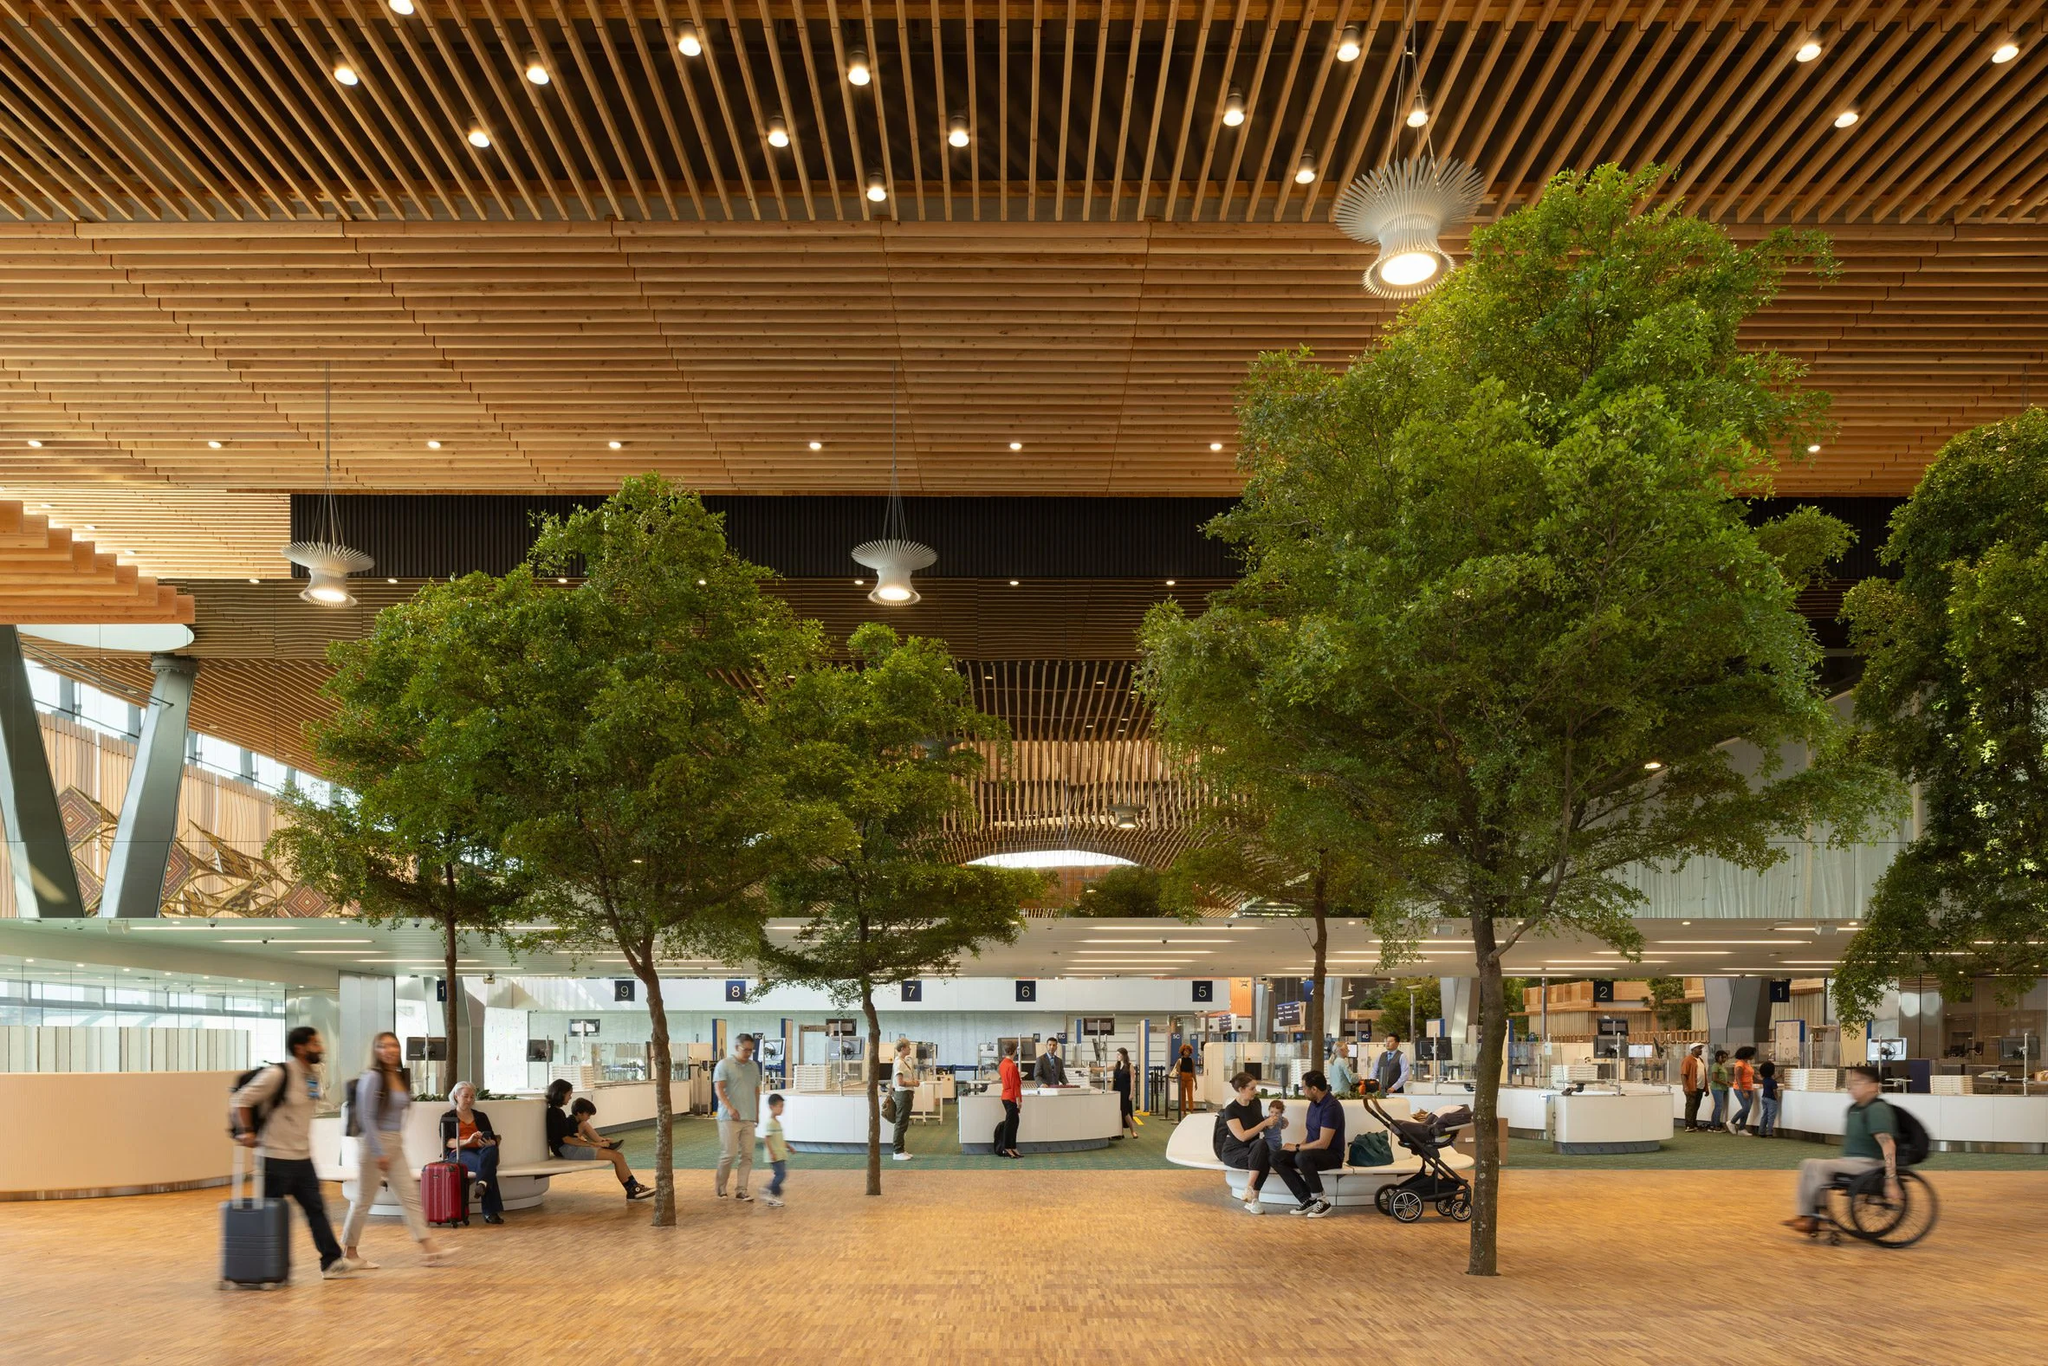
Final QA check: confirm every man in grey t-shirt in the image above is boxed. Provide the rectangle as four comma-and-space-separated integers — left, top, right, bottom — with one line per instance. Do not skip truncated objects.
713, 1034, 762, 1200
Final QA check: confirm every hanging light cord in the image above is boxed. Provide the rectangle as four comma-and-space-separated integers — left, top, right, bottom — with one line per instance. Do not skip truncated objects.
319, 360, 343, 545
883, 358, 908, 542
1387, 0, 1436, 163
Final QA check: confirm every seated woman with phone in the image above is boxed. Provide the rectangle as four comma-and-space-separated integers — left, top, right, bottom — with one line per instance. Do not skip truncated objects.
440, 1082, 506, 1224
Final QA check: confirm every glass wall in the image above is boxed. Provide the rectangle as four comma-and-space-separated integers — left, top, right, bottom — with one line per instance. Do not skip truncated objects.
0, 956, 286, 1071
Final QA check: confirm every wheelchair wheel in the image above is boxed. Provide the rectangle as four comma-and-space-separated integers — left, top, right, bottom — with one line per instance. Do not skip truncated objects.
1389, 1189, 1424, 1223
1848, 1169, 1938, 1249
1374, 1186, 1393, 1216
1438, 1192, 1472, 1222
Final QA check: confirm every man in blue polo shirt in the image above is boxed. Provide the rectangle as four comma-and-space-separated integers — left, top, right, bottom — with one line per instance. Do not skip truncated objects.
1274, 1070, 1344, 1218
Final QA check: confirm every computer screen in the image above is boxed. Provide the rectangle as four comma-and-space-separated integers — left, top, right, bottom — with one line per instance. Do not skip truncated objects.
1867, 1037, 1908, 1062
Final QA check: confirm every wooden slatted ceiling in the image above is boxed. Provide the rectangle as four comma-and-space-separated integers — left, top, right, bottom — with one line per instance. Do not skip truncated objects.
2, 219, 2041, 496
0, 4, 2043, 227
0, 498, 197, 621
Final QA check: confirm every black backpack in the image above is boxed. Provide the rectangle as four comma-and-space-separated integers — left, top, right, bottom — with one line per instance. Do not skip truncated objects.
228, 1062, 289, 1139
1212, 1110, 1234, 1159
1887, 1103, 1931, 1167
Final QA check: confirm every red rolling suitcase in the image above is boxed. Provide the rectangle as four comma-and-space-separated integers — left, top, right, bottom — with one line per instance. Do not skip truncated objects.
422, 1160, 470, 1228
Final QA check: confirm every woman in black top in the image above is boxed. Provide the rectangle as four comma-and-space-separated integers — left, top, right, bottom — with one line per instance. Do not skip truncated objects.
546, 1082, 653, 1200
1213, 1073, 1283, 1214
441, 1081, 504, 1223
1176, 1044, 1198, 1115
1112, 1048, 1136, 1139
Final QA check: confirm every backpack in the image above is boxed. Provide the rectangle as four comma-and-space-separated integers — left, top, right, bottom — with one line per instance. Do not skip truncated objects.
342, 1074, 362, 1139
228, 1062, 288, 1139
1211, 1110, 1234, 1160
1887, 1103, 1931, 1167
1347, 1132, 1393, 1167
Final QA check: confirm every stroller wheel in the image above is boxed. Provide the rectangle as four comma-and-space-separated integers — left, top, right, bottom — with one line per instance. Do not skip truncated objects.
1438, 1192, 1472, 1222
1374, 1186, 1393, 1216
1390, 1189, 1425, 1223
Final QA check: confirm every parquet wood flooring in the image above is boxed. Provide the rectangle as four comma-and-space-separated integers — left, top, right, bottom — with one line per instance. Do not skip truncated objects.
3, 1168, 2044, 1364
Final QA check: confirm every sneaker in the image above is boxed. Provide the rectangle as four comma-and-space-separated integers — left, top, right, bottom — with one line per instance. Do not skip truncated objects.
320, 1261, 354, 1280
348, 1258, 380, 1271
893, 1152, 914, 1161
482, 1213, 504, 1225
1288, 1201, 1315, 1216
1305, 1200, 1334, 1218
732, 1190, 752, 1203
1241, 1199, 1263, 1215
627, 1183, 655, 1200
761, 1195, 784, 1207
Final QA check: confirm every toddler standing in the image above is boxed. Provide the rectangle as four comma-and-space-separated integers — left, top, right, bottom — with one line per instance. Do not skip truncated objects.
762, 1093, 791, 1207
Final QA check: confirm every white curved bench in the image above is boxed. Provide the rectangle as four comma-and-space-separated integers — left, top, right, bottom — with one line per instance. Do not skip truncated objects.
1163, 1099, 1474, 1208
311, 1100, 609, 1216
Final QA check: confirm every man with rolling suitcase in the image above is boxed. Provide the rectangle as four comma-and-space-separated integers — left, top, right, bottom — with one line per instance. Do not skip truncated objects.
230, 1026, 353, 1281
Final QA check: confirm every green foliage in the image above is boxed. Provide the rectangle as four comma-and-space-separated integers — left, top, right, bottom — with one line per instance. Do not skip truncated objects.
756, 623, 1042, 1193
269, 578, 527, 1094
1073, 865, 1175, 917
1645, 975, 1695, 1030
1837, 407, 2048, 1021
1360, 977, 1441, 1035
1139, 166, 1897, 1275
398, 475, 840, 1226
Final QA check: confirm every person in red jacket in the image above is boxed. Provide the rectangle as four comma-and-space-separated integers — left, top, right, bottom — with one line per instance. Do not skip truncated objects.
993, 1044, 1024, 1159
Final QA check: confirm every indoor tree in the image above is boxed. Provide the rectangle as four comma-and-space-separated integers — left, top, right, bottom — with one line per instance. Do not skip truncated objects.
755, 623, 1043, 1196
1835, 407, 2048, 1021
433, 476, 839, 1227
1140, 166, 1897, 1275
269, 581, 525, 1097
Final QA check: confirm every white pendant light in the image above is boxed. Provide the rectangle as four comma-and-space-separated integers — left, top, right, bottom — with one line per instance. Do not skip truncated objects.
282, 362, 373, 607
1334, 157, 1486, 298
850, 365, 935, 606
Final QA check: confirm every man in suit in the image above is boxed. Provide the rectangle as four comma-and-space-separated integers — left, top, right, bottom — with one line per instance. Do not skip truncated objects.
1034, 1037, 1068, 1085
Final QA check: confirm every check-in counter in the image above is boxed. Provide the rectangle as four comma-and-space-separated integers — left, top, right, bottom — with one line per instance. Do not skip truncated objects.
1779, 1088, 2048, 1153
957, 1086, 1123, 1154
1408, 1079, 1673, 1153
0, 1070, 240, 1199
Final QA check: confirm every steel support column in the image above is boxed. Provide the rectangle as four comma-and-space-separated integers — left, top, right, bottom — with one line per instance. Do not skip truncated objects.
101, 654, 199, 918
0, 626, 87, 917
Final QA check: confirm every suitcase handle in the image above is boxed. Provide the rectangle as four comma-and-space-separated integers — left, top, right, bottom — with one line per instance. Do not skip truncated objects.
231, 1139, 265, 1208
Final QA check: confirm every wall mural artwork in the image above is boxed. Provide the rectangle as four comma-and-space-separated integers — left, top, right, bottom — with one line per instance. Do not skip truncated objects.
57, 788, 338, 919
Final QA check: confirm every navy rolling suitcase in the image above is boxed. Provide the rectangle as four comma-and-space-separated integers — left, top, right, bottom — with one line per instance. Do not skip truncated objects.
220, 1147, 290, 1290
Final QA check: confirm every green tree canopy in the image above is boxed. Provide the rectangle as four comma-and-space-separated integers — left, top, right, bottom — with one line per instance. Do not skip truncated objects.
270, 580, 526, 1096
1140, 166, 1897, 1275
1071, 864, 1174, 917
425, 475, 839, 1226
1836, 407, 2048, 1020
757, 624, 1043, 1194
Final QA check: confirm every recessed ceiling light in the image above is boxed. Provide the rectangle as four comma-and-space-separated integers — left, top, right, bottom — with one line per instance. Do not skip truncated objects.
949, 114, 970, 148
332, 62, 359, 86
248, 577, 260, 584
676, 24, 703, 57
1295, 153, 1316, 184
207, 439, 223, 448
1337, 26, 1362, 63
1807, 443, 1821, 453
1833, 110, 1858, 129
866, 170, 887, 201
386, 0, 412, 13
767, 115, 790, 148
697, 578, 706, 586
1009, 441, 1022, 451
557, 577, 568, 584
808, 440, 822, 450
847, 47, 871, 86
1222, 91, 1245, 127
426, 439, 442, 449
1209, 441, 1223, 451
1406, 96, 1429, 129
1795, 39, 1822, 62
26, 438, 42, 447
608, 439, 623, 449
1165, 578, 1176, 586
468, 128, 492, 148
387, 577, 397, 584
1992, 40, 2020, 64
853, 578, 864, 586
526, 60, 550, 85
1008, 579, 1019, 587
1643, 760, 1663, 770
81, 524, 94, 531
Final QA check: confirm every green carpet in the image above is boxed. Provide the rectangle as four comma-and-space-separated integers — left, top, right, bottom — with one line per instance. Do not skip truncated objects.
612, 1112, 2048, 1173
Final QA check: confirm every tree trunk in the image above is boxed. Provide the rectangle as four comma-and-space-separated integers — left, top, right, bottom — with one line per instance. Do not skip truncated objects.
440, 902, 460, 1098
644, 968, 677, 1227
1308, 860, 1328, 1075
1466, 909, 1510, 1277
861, 982, 883, 1197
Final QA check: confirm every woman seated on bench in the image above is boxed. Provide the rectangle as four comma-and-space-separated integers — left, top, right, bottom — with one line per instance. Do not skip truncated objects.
441, 1082, 505, 1225
1214, 1072, 1285, 1216
545, 1079, 652, 1201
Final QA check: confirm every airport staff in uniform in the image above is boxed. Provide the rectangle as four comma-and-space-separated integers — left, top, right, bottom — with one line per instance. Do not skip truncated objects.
1035, 1037, 1069, 1085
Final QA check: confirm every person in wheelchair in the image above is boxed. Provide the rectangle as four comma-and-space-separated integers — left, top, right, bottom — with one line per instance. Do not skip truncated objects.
1785, 1064, 1900, 1236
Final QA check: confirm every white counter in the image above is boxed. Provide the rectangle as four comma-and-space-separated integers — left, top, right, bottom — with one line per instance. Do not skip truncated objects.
779, 1092, 891, 1153
958, 1087, 1123, 1154
1780, 1088, 2048, 1151
1407, 1079, 1674, 1153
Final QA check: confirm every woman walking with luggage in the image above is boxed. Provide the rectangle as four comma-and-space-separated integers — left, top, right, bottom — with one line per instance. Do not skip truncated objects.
342, 1032, 450, 1268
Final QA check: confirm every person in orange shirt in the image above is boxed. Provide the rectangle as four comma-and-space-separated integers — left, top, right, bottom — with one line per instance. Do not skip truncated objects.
1680, 1044, 1707, 1132
1728, 1046, 1759, 1136
993, 1044, 1024, 1159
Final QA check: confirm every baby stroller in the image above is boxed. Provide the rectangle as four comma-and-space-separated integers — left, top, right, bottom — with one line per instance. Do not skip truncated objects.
1361, 1093, 1473, 1223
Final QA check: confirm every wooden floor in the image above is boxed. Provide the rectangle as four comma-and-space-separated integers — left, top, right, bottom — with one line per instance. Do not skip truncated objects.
5, 1168, 2044, 1364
